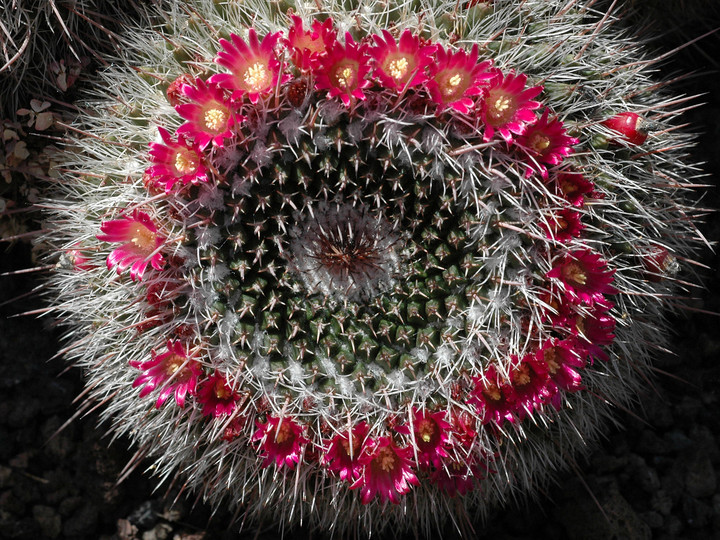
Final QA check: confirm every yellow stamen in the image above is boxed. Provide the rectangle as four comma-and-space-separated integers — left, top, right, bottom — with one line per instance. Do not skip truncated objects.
487, 90, 515, 124
376, 447, 396, 472
215, 380, 231, 400
544, 347, 559, 375
164, 354, 186, 376
335, 66, 355, 89
243, 62, 271, 92
174, 150, 198, 175
530, 133, 551, 152
563, 262, 587, 285
417, 419, 435, 443
275, 422, 292, 444
129, 222, 156, 252
513, 364, 531, 386
204, 108, 228, 133
387, 57, 409, 81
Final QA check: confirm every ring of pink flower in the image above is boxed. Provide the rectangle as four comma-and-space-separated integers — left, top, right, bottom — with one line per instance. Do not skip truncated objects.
92, 18, 619, 504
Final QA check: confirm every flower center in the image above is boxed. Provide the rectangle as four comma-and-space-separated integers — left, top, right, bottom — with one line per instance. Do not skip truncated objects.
417, 419, 435, 443
334, 64, 356, 89
486, 90, 516, 125
275, 422, 293, 444
440, 71, 466, 100
483, 383, 502, 402
129, 222, 157, 253
376, 446, 396, 472
243, 62, 271, 92
204, 107, 229, 133
215, 380, 231, 400
562, 262, 587, 286
544, 347, 559, 375
386, 56, 410, 82
174, 149, 198, 175
512, 364, 531, 387
341, 434, 361, 457
164, 354, 186, 376
529, 132, 551, 153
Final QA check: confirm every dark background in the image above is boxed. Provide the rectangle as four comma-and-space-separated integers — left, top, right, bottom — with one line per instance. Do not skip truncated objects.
1, 2, 719, 539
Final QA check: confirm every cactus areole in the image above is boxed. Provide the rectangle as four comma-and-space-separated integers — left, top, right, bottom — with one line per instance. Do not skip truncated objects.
44, 1, 705, 536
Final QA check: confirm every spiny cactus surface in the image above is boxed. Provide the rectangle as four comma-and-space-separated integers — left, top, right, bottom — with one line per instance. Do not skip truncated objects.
42, 0, 707, 536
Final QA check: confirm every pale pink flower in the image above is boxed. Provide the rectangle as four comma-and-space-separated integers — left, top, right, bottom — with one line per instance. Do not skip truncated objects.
130, 341, 201, 408
426, 43, 493, 113
479, 69, 542, 142
369, 29, 436, 91
146, 127, 207, 193
176, 78, 239, 149
97, 211, 165, 281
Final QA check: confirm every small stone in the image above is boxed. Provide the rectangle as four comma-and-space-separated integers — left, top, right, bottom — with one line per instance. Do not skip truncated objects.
143, 522, 173, 540
33, 505, 62, 538
117, 518, 139, 540
640, 510, 664, 529
682, 496, 711, 529
651, 489, 674, 516
685, 451, 717, 498
62, 502, 99, 537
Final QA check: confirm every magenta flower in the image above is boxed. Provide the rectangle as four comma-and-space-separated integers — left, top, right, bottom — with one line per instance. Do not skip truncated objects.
542, 208, 585, 243
479, 70, 542, 142
286, 16, 336, 71
470, 364, 517, 425
574, 302, 616, 362
315, 33, 372, 107
253, 414, 307, 469
519, 109, 578, 178
547, 250, 617, 305
324, 421, 369, 481
176, 78, 239, 149
426, 43, 493, 113
370, 29, 436, 91
431, 461, 479, 498
536, 338, 586, 409
509, 354, 550, 417
97, 210, 165, 281
210, 29, 285, 103
552, 171, 595, 207
412, 409, 451, 468
196, 371, 240, 417
351, 436, 418, 504
146, 127, 207, 193
130, 341, 201, 408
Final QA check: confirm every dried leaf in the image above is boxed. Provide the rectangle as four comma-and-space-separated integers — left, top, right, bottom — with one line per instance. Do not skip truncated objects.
35, 112, 54, 131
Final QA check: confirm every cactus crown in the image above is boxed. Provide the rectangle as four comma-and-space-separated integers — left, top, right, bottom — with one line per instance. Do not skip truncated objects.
42, 0, 706, 536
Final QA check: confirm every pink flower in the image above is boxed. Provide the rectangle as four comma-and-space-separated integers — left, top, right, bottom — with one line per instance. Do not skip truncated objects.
97, 211, 165, 281
196, 371, 240, 417
369, 29, 436, 91
426, 43, 493, 113
324, 421, 369, 481
176, 78, 239, 149
542, 208, 584, 243
547, 250, 618, 305
286, 16, 336, 71
146, 127, 207, 193
519, 109, 578, 178
430, 461, 479, 497
351, 436, 418, 504
253, 414, 307, 469
552, 171, 595, 207
536, 338, 585, 409
315, 33, 372, 107
210, 29, 285, 103
509, 354, 550, 417
412, 409, 451, 468
479, 70, 542, 142
470, 364, 517, 425
130, 341, 201, 408
574, 302, 616, 362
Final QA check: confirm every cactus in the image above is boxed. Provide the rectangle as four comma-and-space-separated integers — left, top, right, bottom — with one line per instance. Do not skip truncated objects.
41, 0, 708, 536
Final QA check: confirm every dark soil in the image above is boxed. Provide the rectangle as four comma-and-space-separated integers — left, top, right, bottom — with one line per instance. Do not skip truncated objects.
1, 4, 719, 540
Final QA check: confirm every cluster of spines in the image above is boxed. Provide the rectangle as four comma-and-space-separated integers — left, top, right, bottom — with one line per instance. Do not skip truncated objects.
78, 10, 672, 507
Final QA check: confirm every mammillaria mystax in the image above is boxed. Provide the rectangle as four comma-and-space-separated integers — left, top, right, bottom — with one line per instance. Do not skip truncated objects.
42, 0, 707, 536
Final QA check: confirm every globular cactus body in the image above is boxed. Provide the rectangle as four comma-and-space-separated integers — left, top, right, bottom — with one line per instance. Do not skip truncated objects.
42, 0, 706, 536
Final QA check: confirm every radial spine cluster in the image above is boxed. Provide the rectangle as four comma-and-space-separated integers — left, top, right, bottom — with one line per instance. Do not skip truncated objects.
43, 0, 706, 536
